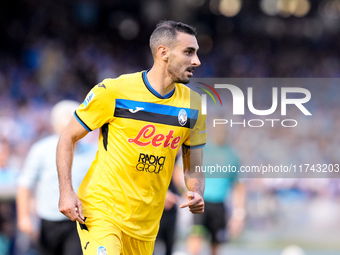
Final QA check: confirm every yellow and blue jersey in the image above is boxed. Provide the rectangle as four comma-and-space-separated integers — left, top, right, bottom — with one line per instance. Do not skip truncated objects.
74, 70, 207, 241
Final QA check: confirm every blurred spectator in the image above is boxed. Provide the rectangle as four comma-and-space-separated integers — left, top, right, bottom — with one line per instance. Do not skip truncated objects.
187, 123, 246, 255
0, 139, 19, 198
0, 138, 18, 255
16, 100, 97, 255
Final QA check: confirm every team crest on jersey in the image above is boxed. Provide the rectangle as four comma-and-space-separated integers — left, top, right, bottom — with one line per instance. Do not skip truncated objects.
83, 90, 95, 108
97, 246, 107, 255
178, 109, 187, 126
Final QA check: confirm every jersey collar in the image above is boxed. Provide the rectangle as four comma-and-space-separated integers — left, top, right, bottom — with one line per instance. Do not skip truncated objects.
142, 70, 175, 99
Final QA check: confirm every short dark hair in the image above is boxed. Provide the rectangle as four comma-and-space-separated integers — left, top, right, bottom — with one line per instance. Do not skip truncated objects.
149, 20, 197, 56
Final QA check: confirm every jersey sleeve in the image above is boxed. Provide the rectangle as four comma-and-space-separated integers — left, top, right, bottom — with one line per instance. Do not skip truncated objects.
183, 91, 207, 149
75, 79, 115, 131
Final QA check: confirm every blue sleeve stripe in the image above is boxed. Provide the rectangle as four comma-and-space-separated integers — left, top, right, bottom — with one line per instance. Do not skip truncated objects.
182, 143, 206, 149
74, 112, 92, 132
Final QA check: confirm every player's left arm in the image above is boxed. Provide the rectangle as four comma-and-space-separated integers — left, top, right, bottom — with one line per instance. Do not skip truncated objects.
179, 146, 205, 214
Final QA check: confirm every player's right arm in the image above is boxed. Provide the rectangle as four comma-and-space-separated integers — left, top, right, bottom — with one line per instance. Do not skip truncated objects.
57, 115, 88, 224
17, 141, 43, 238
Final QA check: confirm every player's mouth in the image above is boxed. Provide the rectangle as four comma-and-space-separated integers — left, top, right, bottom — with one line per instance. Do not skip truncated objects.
186, 67, 195, 77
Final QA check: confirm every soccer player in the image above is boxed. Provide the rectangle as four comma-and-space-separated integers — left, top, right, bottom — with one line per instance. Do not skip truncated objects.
57, 20, 207, 255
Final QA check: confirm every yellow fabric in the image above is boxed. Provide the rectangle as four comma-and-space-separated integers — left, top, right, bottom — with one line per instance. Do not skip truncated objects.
77, 218, 155, 255
75, 71, 207, 241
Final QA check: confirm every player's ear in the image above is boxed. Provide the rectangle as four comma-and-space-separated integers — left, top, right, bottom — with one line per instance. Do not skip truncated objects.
158, 45, 169, 61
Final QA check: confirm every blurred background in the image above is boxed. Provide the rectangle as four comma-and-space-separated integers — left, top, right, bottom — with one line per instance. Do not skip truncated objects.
1, 0, 340, 254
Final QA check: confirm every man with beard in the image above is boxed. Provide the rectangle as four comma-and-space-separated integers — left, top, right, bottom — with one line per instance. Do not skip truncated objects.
57, 20, 207, 255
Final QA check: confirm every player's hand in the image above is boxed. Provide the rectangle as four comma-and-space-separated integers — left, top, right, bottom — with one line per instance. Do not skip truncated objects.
18, 216, 34, 237
179, 191, 204, 214
228, 208, 246, 239
229, 217, 244, 240
59, 190, 85, 224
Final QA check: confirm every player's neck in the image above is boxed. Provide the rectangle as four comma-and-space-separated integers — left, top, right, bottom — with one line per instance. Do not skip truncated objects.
147, 67, 175, 97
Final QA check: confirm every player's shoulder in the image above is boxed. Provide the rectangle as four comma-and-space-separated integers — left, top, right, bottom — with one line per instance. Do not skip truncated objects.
176, 83, 201, 98
117, 71, 143, 80
100, 71, 143, 88
176, 83, 202, 108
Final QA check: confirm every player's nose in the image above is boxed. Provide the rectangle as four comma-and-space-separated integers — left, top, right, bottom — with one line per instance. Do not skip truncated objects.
192, 54, 201, 67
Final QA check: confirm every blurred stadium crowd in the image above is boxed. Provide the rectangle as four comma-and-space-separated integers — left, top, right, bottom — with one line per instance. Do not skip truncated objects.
1, 0, 340, 254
